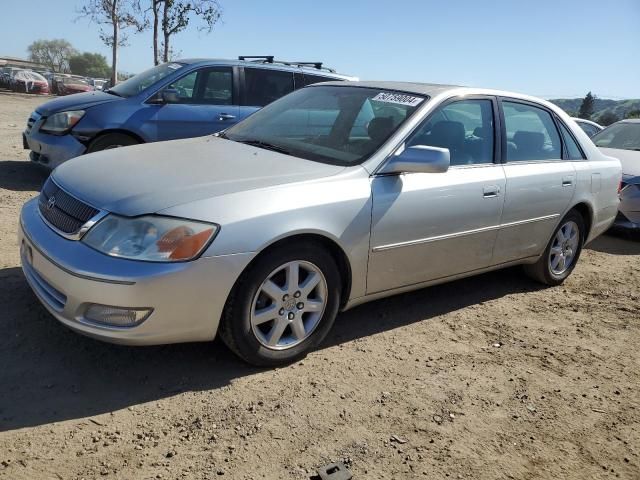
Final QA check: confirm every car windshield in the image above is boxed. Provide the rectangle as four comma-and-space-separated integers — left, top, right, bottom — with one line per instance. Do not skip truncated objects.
592, 122, 640, 151
222, 85, 427, 165
108, 62, 186, 98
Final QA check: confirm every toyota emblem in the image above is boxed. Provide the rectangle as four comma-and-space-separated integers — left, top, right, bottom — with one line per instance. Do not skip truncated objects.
47, 196, 56, 210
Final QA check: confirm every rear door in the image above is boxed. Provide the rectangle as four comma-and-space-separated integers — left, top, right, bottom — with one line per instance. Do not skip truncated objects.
236, 67, 295, 122
492, 98, 576, 263
144, 66, 238, 141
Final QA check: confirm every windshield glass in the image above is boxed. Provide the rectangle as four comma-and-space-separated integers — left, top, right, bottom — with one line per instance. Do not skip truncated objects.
592, 122, 640, 151
108, 62, 186, 98
223, 86, 427, 165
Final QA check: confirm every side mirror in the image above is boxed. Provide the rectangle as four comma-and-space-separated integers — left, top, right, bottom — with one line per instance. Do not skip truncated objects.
379, 145, 450, 175
160, 88, 180, 104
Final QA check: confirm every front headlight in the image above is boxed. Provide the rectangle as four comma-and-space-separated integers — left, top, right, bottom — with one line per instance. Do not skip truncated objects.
82, 215, 219, 262
40, 110, 85, 134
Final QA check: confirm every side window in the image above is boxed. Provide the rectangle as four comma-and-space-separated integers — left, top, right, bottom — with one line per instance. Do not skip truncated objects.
559, 122, 585, 160
304, 74, 336, 86
502, 101, 562, 161
243, 68, 294, 107
167, 70, 198, 103
200, 68, 233, 105
406, 99, 495, 166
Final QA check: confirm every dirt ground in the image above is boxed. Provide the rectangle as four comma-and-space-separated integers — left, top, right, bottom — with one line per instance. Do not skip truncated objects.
0, 90, 639, 480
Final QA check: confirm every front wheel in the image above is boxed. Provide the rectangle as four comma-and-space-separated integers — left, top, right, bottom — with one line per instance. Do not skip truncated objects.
524, 211, 585, 285
220, 243, 341, 366
87, 133, 139, 153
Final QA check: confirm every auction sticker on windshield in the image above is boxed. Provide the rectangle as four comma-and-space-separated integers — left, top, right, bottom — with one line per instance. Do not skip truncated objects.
372, 92, 424, 107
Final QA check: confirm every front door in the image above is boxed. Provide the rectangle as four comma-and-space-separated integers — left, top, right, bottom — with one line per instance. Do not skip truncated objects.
145, 67, 238, 141
367, 97, 506, 294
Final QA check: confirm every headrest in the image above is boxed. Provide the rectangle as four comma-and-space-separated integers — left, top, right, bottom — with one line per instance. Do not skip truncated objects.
513, 131, 544, 151
430, 121, 465, 148
368, 117, 394, 142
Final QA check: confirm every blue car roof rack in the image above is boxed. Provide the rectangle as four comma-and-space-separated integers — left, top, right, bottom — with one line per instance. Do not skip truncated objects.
237, 56, 336, 73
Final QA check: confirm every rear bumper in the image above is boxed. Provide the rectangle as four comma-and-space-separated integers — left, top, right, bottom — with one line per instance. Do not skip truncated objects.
24, 128, 87, 170
19, 198, 255, 345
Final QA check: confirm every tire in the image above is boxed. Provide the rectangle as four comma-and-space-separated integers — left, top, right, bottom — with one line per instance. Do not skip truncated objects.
87, 133, 139, 153
220, 242, 342, 366
524, 210, 585, 286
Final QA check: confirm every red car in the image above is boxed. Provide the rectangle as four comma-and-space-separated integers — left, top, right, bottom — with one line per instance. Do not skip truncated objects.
56, 77, 93, 96
13, 71, 50, 95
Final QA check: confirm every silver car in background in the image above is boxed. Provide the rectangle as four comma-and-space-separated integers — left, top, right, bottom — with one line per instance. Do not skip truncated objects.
19, 82, 621, 365
592, 119, 640, 230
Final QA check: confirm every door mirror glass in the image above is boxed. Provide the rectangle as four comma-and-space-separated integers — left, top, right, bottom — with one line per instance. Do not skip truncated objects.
161, 88, 180, 104
380, 145, 450, 174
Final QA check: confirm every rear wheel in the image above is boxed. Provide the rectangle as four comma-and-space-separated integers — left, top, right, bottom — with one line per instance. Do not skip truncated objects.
524, 210, 585, 285
220, 243, 341, 366
87, 133, 139, 153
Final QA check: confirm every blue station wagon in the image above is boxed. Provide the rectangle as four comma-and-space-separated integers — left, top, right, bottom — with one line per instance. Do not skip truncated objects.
23, 56, 355, 169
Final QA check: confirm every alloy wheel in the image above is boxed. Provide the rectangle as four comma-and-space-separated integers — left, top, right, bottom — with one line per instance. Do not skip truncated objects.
250, 260, 328, 350
549, 220, 580, 275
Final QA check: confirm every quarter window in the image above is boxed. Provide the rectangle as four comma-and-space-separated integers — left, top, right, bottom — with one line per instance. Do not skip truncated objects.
406, 99, 495, 166
558, 122, 585, 160
502, 101, 562, 161
243, 68, 294, 107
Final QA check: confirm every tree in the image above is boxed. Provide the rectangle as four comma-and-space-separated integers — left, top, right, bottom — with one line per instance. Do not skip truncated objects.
626, 109, 640, 119
598, 111, 619, 126
147, 0, 221, 65
78, 0, 146, 85
69, 52, 111, 78
578, 91, 595, 120
27, 39, 77, 73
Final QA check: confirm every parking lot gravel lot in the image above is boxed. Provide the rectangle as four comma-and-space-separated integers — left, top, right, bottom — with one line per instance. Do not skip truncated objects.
0, 90, 639, 480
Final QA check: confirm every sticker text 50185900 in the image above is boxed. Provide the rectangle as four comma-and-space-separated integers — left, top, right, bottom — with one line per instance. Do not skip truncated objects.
372, 92, 424, 107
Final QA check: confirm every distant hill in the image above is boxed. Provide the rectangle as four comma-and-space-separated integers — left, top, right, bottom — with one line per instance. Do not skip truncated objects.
549, 98, 640, 125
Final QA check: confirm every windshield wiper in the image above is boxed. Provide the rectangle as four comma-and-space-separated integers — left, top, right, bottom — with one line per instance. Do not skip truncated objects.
236, 139, 293, 156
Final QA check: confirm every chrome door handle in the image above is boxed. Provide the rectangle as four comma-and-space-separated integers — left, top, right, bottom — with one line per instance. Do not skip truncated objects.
483, 185, 500, 198
562, 176, 574, 187
218, 113, 236, 121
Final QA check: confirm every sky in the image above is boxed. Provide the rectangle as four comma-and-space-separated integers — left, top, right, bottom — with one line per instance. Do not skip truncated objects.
1, 0, 639, 99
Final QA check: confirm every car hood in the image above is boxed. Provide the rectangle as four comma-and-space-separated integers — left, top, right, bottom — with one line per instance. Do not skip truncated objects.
53, 136, 346, 216
36, 91, 121, 116
599, 147, 640, 181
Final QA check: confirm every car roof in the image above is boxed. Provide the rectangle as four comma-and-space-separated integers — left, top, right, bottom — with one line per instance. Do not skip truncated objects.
175, 58, 356, 80
309, 80, 563, 106
571, 118, 603, 128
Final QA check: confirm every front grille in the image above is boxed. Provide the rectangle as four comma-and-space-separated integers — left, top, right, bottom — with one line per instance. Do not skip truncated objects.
38, 177, 99, 236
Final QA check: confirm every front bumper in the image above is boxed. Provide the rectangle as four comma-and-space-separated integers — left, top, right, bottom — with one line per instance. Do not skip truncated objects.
19, 198, 255, 345
23, 127, 87, 170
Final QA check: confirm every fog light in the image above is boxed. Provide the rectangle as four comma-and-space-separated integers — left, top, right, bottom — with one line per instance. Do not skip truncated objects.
83, 304, 153, 327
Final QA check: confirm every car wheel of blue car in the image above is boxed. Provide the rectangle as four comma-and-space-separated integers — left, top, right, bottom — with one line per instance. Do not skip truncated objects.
87, 133, 139, 153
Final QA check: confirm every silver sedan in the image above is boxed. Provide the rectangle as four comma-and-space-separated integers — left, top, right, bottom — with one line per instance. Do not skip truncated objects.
19, 82, 621, 365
